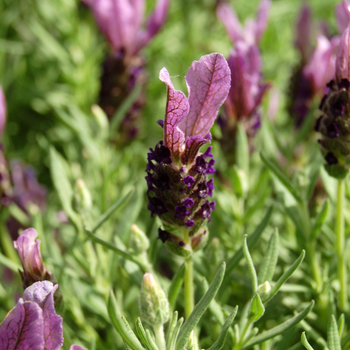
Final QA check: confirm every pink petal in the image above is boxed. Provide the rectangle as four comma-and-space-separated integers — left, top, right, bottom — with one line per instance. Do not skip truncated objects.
0, 87, 6, 137
335, 0, 350, 34
217, 2, 244, 44
0, 299, 44, 350
70, 346, 88, 350
159, 68, 188, 159
295, 4, 312, 62
180, 53, 231, 138
23, 282, 63, 350
304, 35, 336, 94
336, 24, 350, 82
254, 0, 271, 42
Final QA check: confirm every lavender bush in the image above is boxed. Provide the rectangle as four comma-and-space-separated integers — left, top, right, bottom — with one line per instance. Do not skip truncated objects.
0, 0, 350, 350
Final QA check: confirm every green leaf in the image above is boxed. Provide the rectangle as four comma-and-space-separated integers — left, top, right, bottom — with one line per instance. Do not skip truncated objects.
168, 264, 185, 312
49, 147, 80, 229
175, 263, 226, 350
258, 229, 279, 284
338, 314, 344, 339
136, 318, 158, 350
207, 306, 238, 350
250, 294, 265, 322
85, 229, 150, 272
232, 166, 244, 198
90, 188, 134, 233
167, 313, 184, 350
264, 250, 305, 303
301, 332, 315, 350
243, 301, 314, 348
327, 315, 341, 350
310, 200, 329, 242
260, 152, 302, 202
236, 122, 249, 177
108, 291, 145, 350
226, 206, 273, 275
243, 235, 258, 293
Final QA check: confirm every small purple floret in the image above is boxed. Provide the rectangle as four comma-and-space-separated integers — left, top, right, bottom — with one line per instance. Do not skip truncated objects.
174, 206, 191, 220
200, 201, 216, 220
186, 220, 194, 227
183, 175, 195, 187
183, 198, 194, 208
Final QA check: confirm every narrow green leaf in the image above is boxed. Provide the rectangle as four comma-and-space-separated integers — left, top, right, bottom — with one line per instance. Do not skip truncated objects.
310, 200, 329, 242
166, 312, 179, 348
167, 316, 184, 350
327, 315, 341, 350
136, 318, 158, 350
0, 252, 22, 273
90, 188, 134, 233
110, 83, 143, 135
207, 306, 238, 350
243, 235, 258, 293
226, 206, 273, 275
264, 250, 305, 303
260, 152, 302, 202
243, 301, 314, 348
338, 314, 344, 339
250, 294, 265, 322
145, 329, 159, 350
85, 229, 150, 272
232, 166, 244, 198
258, 229, 279, 284
49, 147, 80, 229
175, 263, 226, 350
236, 123, 249, 177
301, 332, 315, 350
108, 291, 145, 350
168, 264, 185, 312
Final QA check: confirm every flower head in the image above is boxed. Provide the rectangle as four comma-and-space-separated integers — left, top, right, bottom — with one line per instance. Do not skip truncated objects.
14, 228, 54, 289
83, 0, 170, 57
146, 53, 230, 255
336, 0, 350, 34
316, 18, 350, 178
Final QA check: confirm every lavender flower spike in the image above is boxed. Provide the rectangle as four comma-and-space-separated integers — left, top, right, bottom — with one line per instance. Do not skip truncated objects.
83, 0, 170, 57
0, 281, 63, 350
217, 0, 271, 46
146, 53, 230, 256
14, 228, 54, 289
316, 19, 350, 178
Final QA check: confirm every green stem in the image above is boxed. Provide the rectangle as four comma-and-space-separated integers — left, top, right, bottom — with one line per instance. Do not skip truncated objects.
153, 324, 166, 350
336, 180, 348, 310
184, 231, 194, 319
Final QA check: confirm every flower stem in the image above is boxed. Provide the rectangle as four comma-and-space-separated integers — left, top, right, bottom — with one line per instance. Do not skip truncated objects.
153, 324, 166, 350
336, 179, 348, 310
183, 230, 194, 318
184, 256, 194, 318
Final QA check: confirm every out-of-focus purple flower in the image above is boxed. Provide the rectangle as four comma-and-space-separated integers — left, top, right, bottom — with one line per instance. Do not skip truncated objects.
0, 145, 12, 206
70, 346, 88, 350
288, 5, 338, 128
218, 43, 270, 162
146, 53, 230, 256
83, 0, 170, 57
316, 21, 350, 178
0, 87, 6, 137
10, 159, 47, 214
14, 228, 54, 289
336, 0, 350, 34
295, 5, 312, 63
0, 281, 63, 350
217, 0, 271, 46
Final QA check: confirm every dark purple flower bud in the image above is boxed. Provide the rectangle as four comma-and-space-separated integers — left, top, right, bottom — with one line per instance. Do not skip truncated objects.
0, 281, 63, 350
146, 54, 231, 255
14, 228, 55, 289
